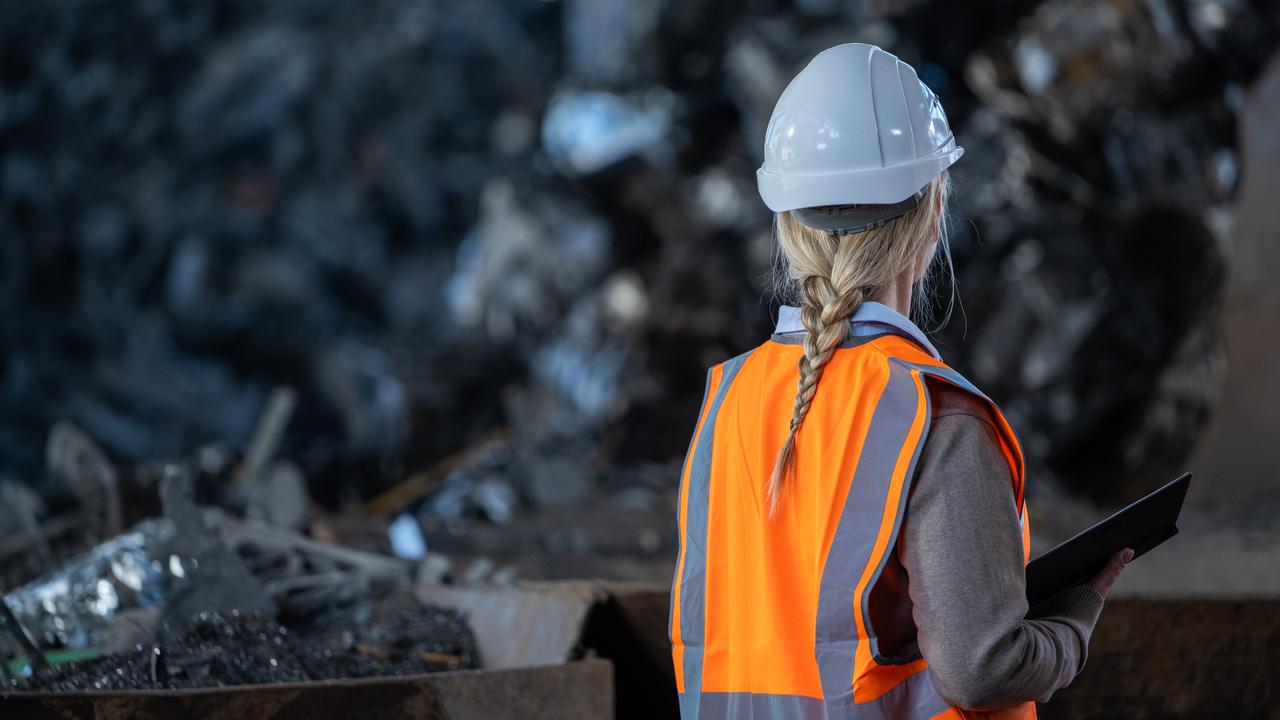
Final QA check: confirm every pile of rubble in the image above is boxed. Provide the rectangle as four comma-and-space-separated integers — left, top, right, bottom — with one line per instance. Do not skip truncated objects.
1, 0, 1273, 519
10, 604, 476, 692
0, 461, 477, 689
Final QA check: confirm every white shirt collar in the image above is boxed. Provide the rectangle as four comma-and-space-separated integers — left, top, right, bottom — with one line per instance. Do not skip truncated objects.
773, 301, 942, 360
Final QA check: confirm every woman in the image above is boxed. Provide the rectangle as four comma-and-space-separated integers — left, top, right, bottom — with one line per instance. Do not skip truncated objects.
669, 43, 1132, 719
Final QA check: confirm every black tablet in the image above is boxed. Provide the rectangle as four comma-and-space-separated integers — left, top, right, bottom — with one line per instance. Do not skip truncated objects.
1025, 472, 1191, 611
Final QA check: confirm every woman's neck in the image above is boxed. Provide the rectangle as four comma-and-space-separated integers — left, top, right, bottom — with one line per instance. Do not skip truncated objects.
871, 236, 937, 317
871, 272, 913, 317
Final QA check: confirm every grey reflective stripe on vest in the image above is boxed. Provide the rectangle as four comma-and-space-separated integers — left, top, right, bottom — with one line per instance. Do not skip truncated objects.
670, 369, 715, 646
891, 360, 987, 402
812, 361, 949, 719
676, 349, 753, 720
688, 665, 949, 719
859, 362, 934, 666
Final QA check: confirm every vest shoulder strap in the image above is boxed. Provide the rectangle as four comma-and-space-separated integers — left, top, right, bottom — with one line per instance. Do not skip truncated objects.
867, 335, 1027, 514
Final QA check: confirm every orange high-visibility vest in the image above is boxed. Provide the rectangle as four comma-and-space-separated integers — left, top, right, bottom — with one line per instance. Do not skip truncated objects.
670, 331, 1034, 719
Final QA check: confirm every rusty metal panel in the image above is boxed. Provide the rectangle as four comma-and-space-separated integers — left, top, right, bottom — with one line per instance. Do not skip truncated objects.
0, 658, 614, 720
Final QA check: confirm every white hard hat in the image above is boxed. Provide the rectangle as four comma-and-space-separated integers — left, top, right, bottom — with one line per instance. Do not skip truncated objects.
756, 43, 963, 230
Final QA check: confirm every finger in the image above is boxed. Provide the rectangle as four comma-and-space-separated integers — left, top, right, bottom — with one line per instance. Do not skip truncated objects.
1089, 549, 1135, 598
1105, 549, 1132, 586
1100, 552, 1127, 587
1090, 567, 1118, 597
1106, 551, 1126, 575
1105, 563, 1122, 586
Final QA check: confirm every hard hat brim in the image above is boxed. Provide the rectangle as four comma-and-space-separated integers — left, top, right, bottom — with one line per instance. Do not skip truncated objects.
791, 190, 924, 234
756, 146, 963, 213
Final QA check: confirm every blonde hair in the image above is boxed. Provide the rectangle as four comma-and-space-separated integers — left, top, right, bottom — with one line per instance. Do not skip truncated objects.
767, 173, 952, 514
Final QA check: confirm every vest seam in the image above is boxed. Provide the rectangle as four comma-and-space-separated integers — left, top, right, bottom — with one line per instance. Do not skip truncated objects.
767, 331, 890, 348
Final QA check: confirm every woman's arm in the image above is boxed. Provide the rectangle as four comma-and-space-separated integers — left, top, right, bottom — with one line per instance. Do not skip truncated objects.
899, 383, 1104, 710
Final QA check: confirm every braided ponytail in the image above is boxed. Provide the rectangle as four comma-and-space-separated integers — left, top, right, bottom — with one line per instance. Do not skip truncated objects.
766, 174, 951, 515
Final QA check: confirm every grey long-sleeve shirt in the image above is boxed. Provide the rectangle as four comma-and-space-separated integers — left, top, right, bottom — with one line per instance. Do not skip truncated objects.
867, 379, 1104, 710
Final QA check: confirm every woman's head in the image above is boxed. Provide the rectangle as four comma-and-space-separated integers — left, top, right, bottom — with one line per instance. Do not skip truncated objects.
767, 171, 953, 513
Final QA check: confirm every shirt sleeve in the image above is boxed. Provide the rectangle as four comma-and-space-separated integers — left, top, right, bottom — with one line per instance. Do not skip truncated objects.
898, 383, 1104, 710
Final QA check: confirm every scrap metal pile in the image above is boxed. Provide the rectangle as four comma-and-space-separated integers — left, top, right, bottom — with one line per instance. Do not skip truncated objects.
1, 463, 477, 689
12, 605, 476, 692
1, 0, 1278, 688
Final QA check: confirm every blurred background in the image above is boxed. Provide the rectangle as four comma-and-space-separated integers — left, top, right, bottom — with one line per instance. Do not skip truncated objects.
1, 0, 1278, 713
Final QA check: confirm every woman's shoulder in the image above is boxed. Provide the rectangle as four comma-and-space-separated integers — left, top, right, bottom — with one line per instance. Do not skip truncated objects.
912, 378, 1015, 505
925, 376, 999, 427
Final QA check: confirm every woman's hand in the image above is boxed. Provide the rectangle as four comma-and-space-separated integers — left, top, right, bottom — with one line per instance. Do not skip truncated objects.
1086, 548, 1135, 600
